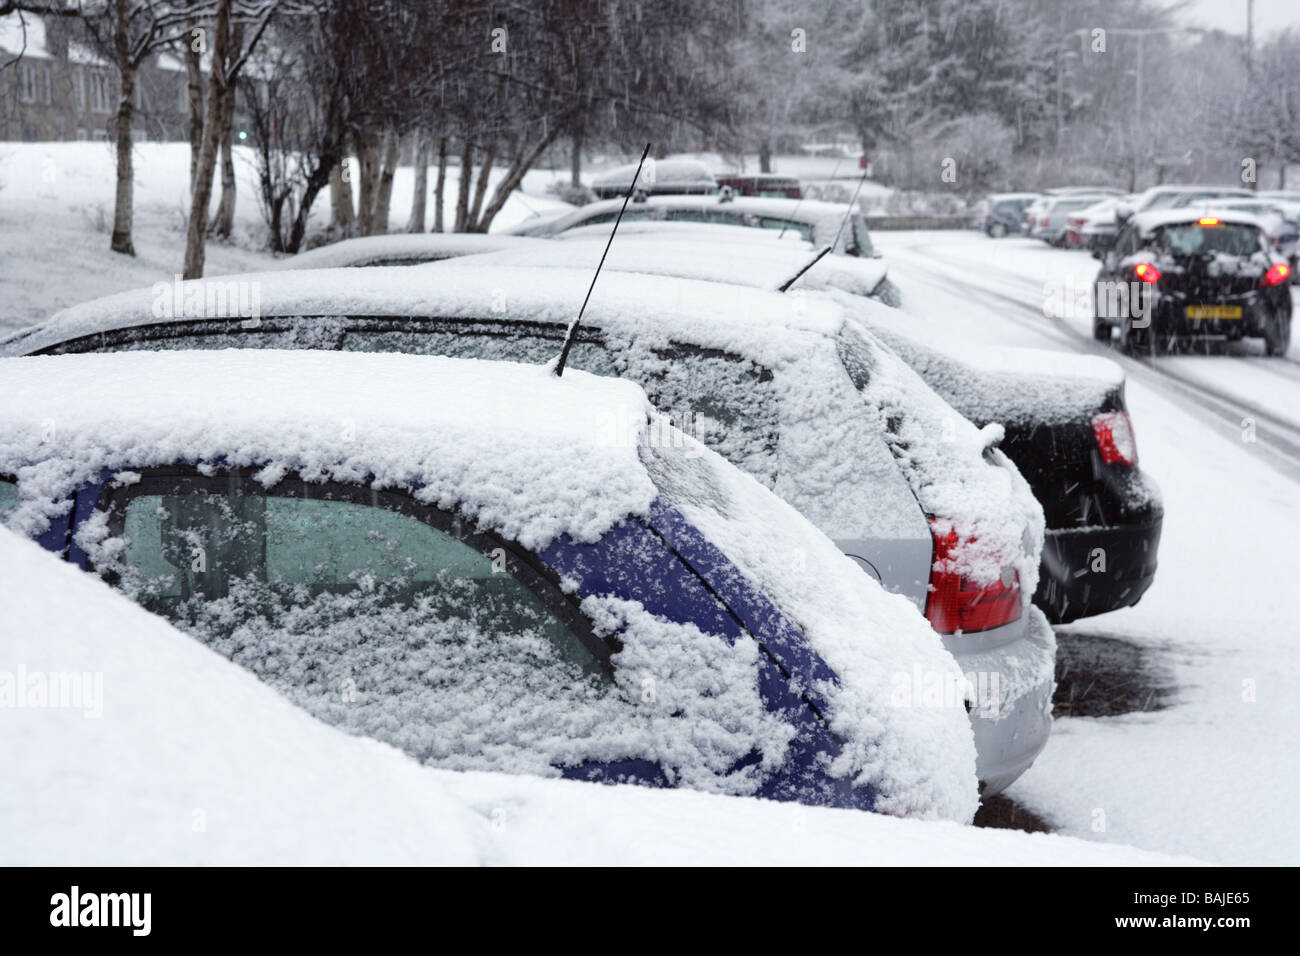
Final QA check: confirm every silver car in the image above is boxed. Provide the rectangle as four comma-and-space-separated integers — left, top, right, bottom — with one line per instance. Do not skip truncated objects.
1031, 195, 1114, 245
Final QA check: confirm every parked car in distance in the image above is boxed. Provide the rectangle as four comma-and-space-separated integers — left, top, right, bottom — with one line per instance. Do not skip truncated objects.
714, 172, 802, 198
1115, 184, 1253, 222
981, 192, 1040, 237
279, 233, 547, 269
4, 264, 1057, 796
591, 157, 717, 199
1032, 195, 1114, 246
0, 349, 983, 821
1078, 195, 1139, 251
501, 193, 883, 260
1044, 186, 1125, 196
1093, 208, 1292, 355
1217, 198, 1300, 281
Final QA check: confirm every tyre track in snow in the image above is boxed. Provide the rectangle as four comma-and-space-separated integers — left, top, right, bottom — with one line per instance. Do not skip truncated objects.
885, 243, 1300, 485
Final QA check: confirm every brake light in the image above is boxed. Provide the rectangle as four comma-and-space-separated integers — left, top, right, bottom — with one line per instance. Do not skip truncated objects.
925, 525, 1022, 635
1093, 411, 1138, 466
1262, 262, 1290, 286
1198, 217, 1221, 226
1040, 217, 1050, 226
1133, 262, 1161, 283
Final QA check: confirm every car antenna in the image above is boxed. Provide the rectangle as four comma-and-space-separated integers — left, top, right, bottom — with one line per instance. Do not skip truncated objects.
778, 167, 872, 293
776, 245, 834, 292
778, 153, 845, 240
553, 142, 651, 378
829, 164, 873, 252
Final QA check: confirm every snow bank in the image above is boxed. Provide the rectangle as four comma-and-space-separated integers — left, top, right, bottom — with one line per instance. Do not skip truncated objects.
0, 529, 1196, 865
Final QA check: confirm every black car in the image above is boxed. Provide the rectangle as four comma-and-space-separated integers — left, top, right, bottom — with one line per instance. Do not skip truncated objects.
1093, 209, 1293, 355
864, 329, 1163, 624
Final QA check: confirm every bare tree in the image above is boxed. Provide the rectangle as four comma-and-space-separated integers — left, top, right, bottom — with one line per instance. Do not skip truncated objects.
72, 0, 196, 255
183, 0, 282, 278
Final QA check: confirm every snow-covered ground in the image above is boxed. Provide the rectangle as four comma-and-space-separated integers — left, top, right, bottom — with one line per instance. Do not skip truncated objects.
878, 228, 1300, 864
0, 528, 1194, 865
0, 142, 572, 333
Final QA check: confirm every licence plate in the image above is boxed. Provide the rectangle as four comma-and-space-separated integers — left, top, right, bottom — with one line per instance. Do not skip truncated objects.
1185, 305, 1242, 319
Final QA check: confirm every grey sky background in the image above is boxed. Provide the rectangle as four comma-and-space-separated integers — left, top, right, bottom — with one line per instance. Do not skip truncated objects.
1180, 0, 1300, 39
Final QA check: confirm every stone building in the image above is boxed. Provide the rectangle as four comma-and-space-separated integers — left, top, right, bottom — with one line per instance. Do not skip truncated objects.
0, 13, 190, 142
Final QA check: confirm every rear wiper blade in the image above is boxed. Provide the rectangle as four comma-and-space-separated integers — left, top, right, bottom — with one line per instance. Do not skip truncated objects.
776, 245, 833, 292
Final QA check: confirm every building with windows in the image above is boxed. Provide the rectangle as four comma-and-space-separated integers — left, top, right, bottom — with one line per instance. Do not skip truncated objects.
1, 13, 190, 142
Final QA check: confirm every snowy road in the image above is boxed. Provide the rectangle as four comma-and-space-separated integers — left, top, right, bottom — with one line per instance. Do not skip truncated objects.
877, 230, 1300, 865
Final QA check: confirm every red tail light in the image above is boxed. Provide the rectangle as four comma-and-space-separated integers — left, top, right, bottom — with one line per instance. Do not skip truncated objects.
1133, 262, 1161, 284
1039, 217, 1050, 227
1262, 262, 1290, 286
925, 525, 1022, 635
1093, 411, 1138, 466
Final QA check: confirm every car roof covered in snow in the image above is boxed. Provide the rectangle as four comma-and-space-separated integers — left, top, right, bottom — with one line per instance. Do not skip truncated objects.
279, 233, 548, 269
0, 349, 656, 549
510, 193, 861, 241
453, 232, 890, 297
592, 158, 717, 189
1130, 207, 1270, 236
3, 262, 855, 360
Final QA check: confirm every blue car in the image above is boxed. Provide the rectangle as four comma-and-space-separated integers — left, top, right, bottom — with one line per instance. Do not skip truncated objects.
0, 349, 978, 821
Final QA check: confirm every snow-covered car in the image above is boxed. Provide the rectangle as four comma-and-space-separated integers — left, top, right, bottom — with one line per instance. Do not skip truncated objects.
1113, 184, 1252, 224
980, 192, 1040, 237
1093, 208, 1293, 355
714, 173, 803, 198
590, 157, 717, 199
0, 349, 980, 821
1217, 198, 1300, 280
1076, 196, 1138, 251
459, 229, 897, 304
3, 265, 1057, 795
501, 193, 883, 261
453, 232, 1163, 626
278, 233, 546, 270
3, 525, 1191, 865
1031, 195, 1115, 246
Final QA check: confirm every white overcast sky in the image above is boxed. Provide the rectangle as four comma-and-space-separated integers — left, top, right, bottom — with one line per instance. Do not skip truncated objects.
1179, 0, 1300, 39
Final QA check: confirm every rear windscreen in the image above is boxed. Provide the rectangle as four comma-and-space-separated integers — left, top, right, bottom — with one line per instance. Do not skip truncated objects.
1155, 223, 1262, 256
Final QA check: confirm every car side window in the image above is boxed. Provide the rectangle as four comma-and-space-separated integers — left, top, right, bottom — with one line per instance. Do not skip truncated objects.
756, 217, 813, 242
338, 321, 781, 485
100, 471, 630, 769
0, 477, 17, 523
338, 317, 619, 374
1111, 225, 1136, 259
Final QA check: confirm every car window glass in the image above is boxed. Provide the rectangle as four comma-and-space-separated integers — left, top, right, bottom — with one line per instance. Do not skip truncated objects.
338, 320, 619, 374
117, 485, 594, 663
108, 478, 632, 770
756, 217, 814, 242
850, 215, 875, 256
340, 325, 781, 485
0, 478, 17, 523
1156, 223, 1262, 256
